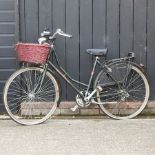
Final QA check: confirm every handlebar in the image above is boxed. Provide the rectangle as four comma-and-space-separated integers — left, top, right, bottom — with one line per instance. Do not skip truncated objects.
39, 28, 72, 44
55, 29, 72, 38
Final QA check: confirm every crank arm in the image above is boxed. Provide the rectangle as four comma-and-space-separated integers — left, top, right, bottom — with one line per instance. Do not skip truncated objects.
70, 105, 78, 112
85, 86, 103, 101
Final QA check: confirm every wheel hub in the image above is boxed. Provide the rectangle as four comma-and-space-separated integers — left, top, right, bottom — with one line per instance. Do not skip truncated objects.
120, 90, 130, 101
28, 93, 35, 100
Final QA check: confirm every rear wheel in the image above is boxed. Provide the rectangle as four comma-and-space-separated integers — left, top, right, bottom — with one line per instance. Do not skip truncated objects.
3, 67, 60, 125
94, 61, 150, 119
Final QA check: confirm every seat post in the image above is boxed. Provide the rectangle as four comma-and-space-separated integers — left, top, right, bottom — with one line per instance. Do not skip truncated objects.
85, 56, 99, 96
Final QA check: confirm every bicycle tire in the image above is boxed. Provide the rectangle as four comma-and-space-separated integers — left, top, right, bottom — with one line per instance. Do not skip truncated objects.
3, 67, 61, 125
94, 61, 150, 119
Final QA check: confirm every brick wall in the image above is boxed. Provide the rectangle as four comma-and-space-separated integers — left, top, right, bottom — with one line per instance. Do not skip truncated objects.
53, 102, 155, 116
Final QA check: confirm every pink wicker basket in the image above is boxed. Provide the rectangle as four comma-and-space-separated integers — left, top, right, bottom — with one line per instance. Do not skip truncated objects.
16, 43, 50, 64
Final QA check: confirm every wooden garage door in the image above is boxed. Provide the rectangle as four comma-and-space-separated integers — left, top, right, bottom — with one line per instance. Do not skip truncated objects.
0, 0, 17, 112
19, 0, 155, 101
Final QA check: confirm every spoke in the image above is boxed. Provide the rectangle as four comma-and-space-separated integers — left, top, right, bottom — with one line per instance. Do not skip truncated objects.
36, 97, 52, 103
99, 91, 121, 98
99, 92, 120, 102
5, 68, 59, 125
126, 73, 141, 89
37, 90, 55, 97
129, 94, 144, 101
129, 89, 145, 93
36, 79, 54, 94
36, 93, 55, 100
129, 91, 145, 96
34, 70, 41, 90
8, 96, 27, 103
125, 71, 136, 87
36, 88, 55, 95
130, 83, 144, 91
127, 78, 143, 90
23, 71, 31, 92
11, 80, 27, 93
9, 88, 27, 94
123, 64, 132, 87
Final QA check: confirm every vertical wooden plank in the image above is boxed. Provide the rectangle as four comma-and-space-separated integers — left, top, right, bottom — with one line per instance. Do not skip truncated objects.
80, 0, 92, 84
15, 0, 20, 69
93, 0, 106, 85
25, 0, 39, 42
66, 0, 79, 100
15, 0, 20, 42
134, 0, 147, 66
53, 0, 66, 100
147, 0, 155, 99
19, 0, 25, 41
93, 0, 106, 48
107, 0, 120, 59
38, 0, 52, 33
120, 0, 133, 57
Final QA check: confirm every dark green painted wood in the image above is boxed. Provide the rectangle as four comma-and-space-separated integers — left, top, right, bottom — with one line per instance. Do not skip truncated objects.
53, 0, 66, 100
66, 0, 79, 100
107, 0, 120, 59
0, 35, 15, 46
147, 0, 155, 99
93, 0, 106, 48
0, 24, 15, 34
19, 0, 26, 41
80, 0, 92, 85
134, 0, 147, 66
93, 0, 106, 82
16, 0, 155, 101
120, 0, 134, 57
0, 1, 15, 10
0, 0, 16, 109
25, 0, 39, 42
0, 58, 16, 69
0, 71, 15, 81
39, 0, 52, 33
0, 11, 15, 22
0, 47, 15, 57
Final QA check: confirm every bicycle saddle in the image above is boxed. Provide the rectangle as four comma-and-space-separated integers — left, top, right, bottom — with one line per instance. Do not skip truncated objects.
86, 48, 108, 56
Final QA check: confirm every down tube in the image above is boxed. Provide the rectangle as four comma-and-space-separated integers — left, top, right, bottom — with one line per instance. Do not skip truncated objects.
48, 61, 84, 99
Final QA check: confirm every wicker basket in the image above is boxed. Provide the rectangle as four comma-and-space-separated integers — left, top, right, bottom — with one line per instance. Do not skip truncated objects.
16, 43, 50, 64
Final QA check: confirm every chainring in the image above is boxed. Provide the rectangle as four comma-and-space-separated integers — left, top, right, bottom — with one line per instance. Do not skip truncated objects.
75, 91, 91, 108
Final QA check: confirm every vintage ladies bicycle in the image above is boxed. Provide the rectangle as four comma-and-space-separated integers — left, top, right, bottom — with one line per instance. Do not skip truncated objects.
3, 28, 150, 125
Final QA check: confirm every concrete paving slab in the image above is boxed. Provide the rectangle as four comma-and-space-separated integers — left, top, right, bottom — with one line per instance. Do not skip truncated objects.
0, 119, 155, 155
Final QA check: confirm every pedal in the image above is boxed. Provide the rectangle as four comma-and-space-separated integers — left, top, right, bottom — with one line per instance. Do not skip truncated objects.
96, 86, 103, 92
70, 105, 78, 112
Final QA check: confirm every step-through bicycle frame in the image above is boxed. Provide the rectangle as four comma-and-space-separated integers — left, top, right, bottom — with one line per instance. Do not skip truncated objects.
39, 45, 126, 100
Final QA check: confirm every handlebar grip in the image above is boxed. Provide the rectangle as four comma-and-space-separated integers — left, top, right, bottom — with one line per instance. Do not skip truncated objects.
68, 35, 72, 38
59, 32, 72, 38
63, 34, 72, 38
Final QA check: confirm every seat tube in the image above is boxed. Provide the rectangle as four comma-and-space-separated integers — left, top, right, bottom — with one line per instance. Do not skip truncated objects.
86, 56, 99, 96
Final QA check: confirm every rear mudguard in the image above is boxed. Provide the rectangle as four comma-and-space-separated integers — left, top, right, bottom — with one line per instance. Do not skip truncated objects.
94, 60, 150, 89
106, 59, 147, 75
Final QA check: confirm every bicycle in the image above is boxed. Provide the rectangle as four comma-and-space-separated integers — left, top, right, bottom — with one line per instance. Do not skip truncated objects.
3, 28, 150, 125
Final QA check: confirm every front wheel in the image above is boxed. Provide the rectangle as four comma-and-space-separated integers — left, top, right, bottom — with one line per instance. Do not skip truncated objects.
94, 61, 150, 119
3, 67, 60, 125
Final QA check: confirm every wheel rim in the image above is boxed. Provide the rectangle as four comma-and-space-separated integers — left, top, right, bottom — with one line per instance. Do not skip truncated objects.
96, 62, 149, 119
4, 68, 59, 125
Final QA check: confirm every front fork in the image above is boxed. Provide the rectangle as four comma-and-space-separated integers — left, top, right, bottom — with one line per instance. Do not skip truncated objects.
33, 64, 48, 93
